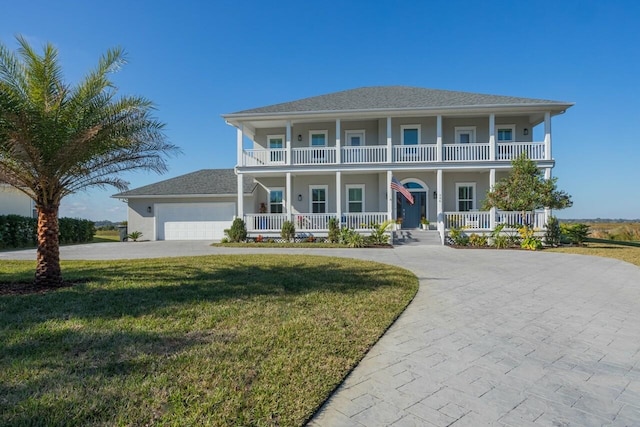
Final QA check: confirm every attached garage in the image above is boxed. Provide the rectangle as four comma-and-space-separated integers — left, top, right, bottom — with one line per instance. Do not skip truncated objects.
156, 202, 235, 240
112, 169, 255, 242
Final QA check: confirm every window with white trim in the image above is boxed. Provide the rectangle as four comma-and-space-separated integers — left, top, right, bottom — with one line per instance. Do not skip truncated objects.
346, 185, 365, 213
456, 183, 476, 212
267, 135, 285, 163
401, 125, 421, 145
496, 125, 515, 142
455, 126, 476, 144
345, 130, 365, 146
309, 130, 327, 147
269, 188, 284, 213
310, 185, 327, 214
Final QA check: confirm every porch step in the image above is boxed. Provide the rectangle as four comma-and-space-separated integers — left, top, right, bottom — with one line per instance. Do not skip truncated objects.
393, 229, 442, 246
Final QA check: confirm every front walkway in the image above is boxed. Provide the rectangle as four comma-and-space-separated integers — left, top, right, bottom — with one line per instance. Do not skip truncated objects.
2, 242, 640, 426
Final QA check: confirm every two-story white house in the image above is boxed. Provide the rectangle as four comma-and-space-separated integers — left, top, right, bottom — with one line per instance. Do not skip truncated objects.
115, 86, 572, 242
224, 86, 572, 242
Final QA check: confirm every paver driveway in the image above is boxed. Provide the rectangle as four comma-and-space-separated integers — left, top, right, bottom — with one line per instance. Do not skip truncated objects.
3, 241, 640, 426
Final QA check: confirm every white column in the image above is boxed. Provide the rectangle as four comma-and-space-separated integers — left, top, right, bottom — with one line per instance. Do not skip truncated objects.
237, 172, 244, 219
489, 113, 496, 161
436, 115, 443, 162
386, 117, 392, 162
236, 126, 244, 166
437, 169, 444, 244
336, 171, 342, 220
286, 120, 292, 165
286, 172, 292, 220
386, 170, 393, 221
489, 168, 496, 230
544, 112, 551, 160
335, 119, 341, 164
544, 167, 551, 225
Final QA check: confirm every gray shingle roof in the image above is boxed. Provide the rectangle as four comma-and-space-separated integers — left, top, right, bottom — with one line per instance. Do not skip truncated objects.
227, 86, 571, 115
113, 169, 253, 198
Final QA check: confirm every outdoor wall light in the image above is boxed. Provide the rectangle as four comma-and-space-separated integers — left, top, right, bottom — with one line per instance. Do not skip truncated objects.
523, 128, 529, 136
297, 134, 302, 142
433, 191, 437, 199
297, 194, 303, 201
147, 206, 152, 213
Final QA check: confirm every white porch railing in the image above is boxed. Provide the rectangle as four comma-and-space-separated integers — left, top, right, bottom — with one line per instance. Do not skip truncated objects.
443, 143, 491, 162
444, 212, 492, 230
245, 213, 288, 231
393, 145, 438, 163
496, 211, 546, 229
342, 212, 389, 229
292, 147, 336, 165
444, 210, 546, 230
497, 142, 545, 161
294, 213, 335, 231
342, 146, 387, 163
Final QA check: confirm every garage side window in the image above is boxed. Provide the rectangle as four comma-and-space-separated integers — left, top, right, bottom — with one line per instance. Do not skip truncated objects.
269, 189, 284, 213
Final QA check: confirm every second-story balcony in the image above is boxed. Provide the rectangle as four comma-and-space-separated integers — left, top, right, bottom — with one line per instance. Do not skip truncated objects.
240, 141, 547, 167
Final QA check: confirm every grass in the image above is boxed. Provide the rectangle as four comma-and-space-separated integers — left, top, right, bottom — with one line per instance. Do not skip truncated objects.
92, 229, 120, 243
0, 255, 418, 426
548, 242, 640, 267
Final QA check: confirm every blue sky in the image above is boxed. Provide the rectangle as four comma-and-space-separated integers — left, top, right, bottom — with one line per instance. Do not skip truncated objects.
1, 0, 638, 221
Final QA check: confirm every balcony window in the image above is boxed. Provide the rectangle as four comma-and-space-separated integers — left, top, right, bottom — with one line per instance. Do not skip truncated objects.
455, 127, 476, 144
268, 135, 285, 163
401, 125, 421, 145
345, 130, 365, 146
310, 130, 327, 162
456, 183, 476, 211
269, 189, 284, 213
496, 125, 515, 142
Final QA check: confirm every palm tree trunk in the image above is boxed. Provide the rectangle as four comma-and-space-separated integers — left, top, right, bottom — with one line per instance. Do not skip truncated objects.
35, 205, 62, 287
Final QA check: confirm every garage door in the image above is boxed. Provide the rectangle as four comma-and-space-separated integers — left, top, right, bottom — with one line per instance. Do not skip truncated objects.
155, 202, 235, 240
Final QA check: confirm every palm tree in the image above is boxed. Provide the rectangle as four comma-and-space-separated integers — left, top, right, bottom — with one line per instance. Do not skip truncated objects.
0, 36, 179, 287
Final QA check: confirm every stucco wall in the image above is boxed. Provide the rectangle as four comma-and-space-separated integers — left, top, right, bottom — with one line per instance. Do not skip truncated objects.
0, 185, 33, 217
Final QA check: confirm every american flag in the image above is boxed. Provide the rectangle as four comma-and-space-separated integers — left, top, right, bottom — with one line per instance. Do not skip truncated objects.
391, 176, 414, 205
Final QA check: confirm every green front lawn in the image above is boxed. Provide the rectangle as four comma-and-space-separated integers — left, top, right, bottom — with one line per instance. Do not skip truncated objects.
0, 255, 418, 426
548, 242, 640, 267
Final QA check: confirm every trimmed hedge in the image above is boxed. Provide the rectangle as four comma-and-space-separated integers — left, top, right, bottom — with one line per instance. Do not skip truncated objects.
0, 215, 95, 249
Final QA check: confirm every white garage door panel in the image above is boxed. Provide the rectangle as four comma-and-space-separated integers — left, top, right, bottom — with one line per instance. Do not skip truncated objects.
156, 203, 235, 240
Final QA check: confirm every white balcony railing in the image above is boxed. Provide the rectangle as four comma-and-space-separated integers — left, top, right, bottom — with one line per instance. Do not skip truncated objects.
393, 145, 438, 163
240, 142, 547, 166
294, 213, 335, 231
497, 142, 545, 161
292, 147, 336, 165
444, 210, 546, 230
342, 146, 387, 163
443, 143, 491, 162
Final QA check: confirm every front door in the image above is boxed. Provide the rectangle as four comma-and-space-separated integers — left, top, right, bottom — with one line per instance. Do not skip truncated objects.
398, 192, 426, 228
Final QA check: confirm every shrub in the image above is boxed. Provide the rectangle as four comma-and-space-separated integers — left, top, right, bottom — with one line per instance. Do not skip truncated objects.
127, 231, 143, 242
281, 220, 295, 242
368, 220, 393, 245
544, 216, 561, 247
220, 237, 229, 244
560, 223, 590, 246
0, 215, 94, 248
346, 232, 365, 248
328, 217, 339, 243
518, 225, 542, 250
225, 218, 247, 242
449, 226, 469, 246
468, 233, 488, 247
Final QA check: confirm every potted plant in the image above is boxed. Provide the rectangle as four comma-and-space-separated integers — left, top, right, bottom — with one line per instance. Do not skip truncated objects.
420, 217, 429, 230
395, 217, 403, 230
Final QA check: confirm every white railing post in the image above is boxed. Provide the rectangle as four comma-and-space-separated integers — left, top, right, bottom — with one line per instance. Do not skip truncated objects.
336, 171, 342, 223
237, 172, 244, 219
387, 170, 393, 221
336, 119, 341, 164
489, 168, 496, 230
236, 125, 243, 167
286, 120, 292, 165
386, 117, 393, 163
489, 113, 495, 161
436, 115, 443, 162
437, 169, 444, 243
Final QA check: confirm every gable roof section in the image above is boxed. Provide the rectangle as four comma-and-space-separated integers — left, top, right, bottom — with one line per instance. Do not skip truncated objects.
113, 169, 253, 198
224, 86, 573, 118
